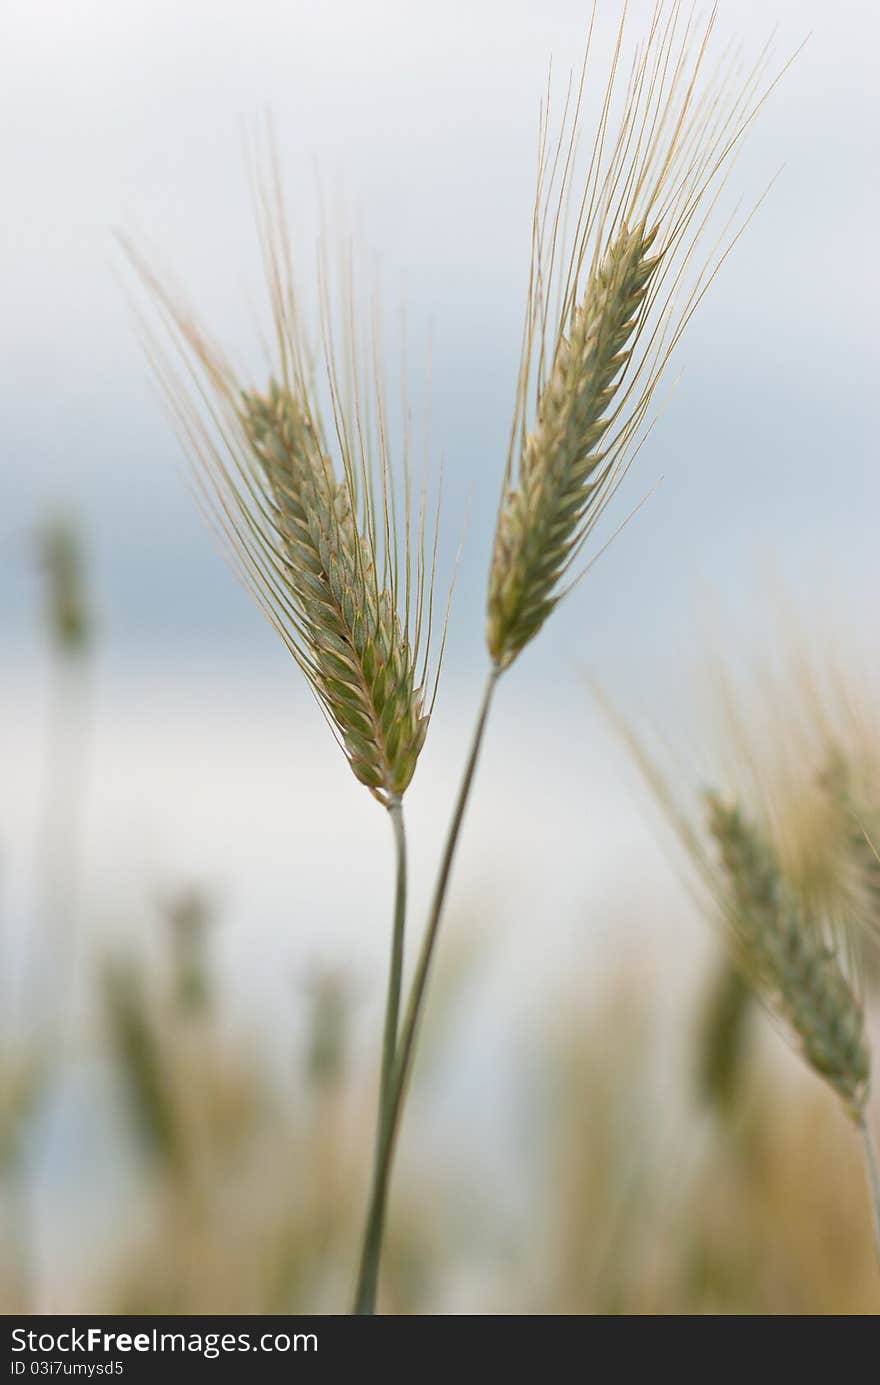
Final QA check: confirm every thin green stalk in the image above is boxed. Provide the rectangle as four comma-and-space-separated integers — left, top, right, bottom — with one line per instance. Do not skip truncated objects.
391, 667, 499, 1125
352, 796, 408, 1315
380, 800, 407, 1130
352, 666, 500, 1314
860, 1114, 880, 1263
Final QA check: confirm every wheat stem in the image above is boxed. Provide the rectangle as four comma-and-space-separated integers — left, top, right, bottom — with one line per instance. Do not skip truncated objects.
352, 797, 408, 1316
860, 1115, 880, 1264
395, 667, 499, 1105
352, 665, 499, 1313
380, 798, 407, 1129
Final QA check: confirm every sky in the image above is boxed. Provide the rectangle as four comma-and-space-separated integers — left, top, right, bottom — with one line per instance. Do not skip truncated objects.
1, 0, 878, 1024
2, 0, 877, 671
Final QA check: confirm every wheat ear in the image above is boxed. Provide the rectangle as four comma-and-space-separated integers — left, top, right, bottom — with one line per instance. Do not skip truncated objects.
239, 381, 428, 801
121, 149, 444, 809
707, 793, 880, 1256
488, 221, 661, 667
706, 793, 870, 1117
485, 2, 787, 672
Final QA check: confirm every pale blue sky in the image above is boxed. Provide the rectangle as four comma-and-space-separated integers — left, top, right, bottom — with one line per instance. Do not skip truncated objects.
1, 0, 877, 697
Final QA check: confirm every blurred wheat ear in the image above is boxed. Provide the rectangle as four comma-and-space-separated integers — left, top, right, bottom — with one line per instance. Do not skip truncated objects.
706, 793, 880, 1256
601, 610, 880, 1256
120, 149, 446, 806
38, 518, 92, 655
707, 794, 870, 1119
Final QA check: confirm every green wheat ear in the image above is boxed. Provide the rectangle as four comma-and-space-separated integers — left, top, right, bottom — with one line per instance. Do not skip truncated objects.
488, 220, 661, 668
121, 152, 445, 806
240, 381, 428, 799
486, 3, 788, 673
706, 792, 870, 1120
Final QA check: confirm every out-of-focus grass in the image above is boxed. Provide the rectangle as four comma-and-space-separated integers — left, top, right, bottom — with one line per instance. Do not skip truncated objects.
2, 920, 878, 1313
2, 521, 878, 1314
534, 961, 879, 1314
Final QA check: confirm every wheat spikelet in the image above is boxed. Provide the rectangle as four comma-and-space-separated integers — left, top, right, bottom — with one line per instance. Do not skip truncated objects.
706, 792, 870, 1118
488, 2, 786, 669
122, 148, 443, 806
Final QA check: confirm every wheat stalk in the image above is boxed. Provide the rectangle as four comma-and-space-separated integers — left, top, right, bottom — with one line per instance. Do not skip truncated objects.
122, 139, 451, 1316
125, 3, 797, 1312
352, 1, 787, 1314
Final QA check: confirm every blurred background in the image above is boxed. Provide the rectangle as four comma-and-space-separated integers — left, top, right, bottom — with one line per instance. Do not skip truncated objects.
2, 0, 879, 1313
